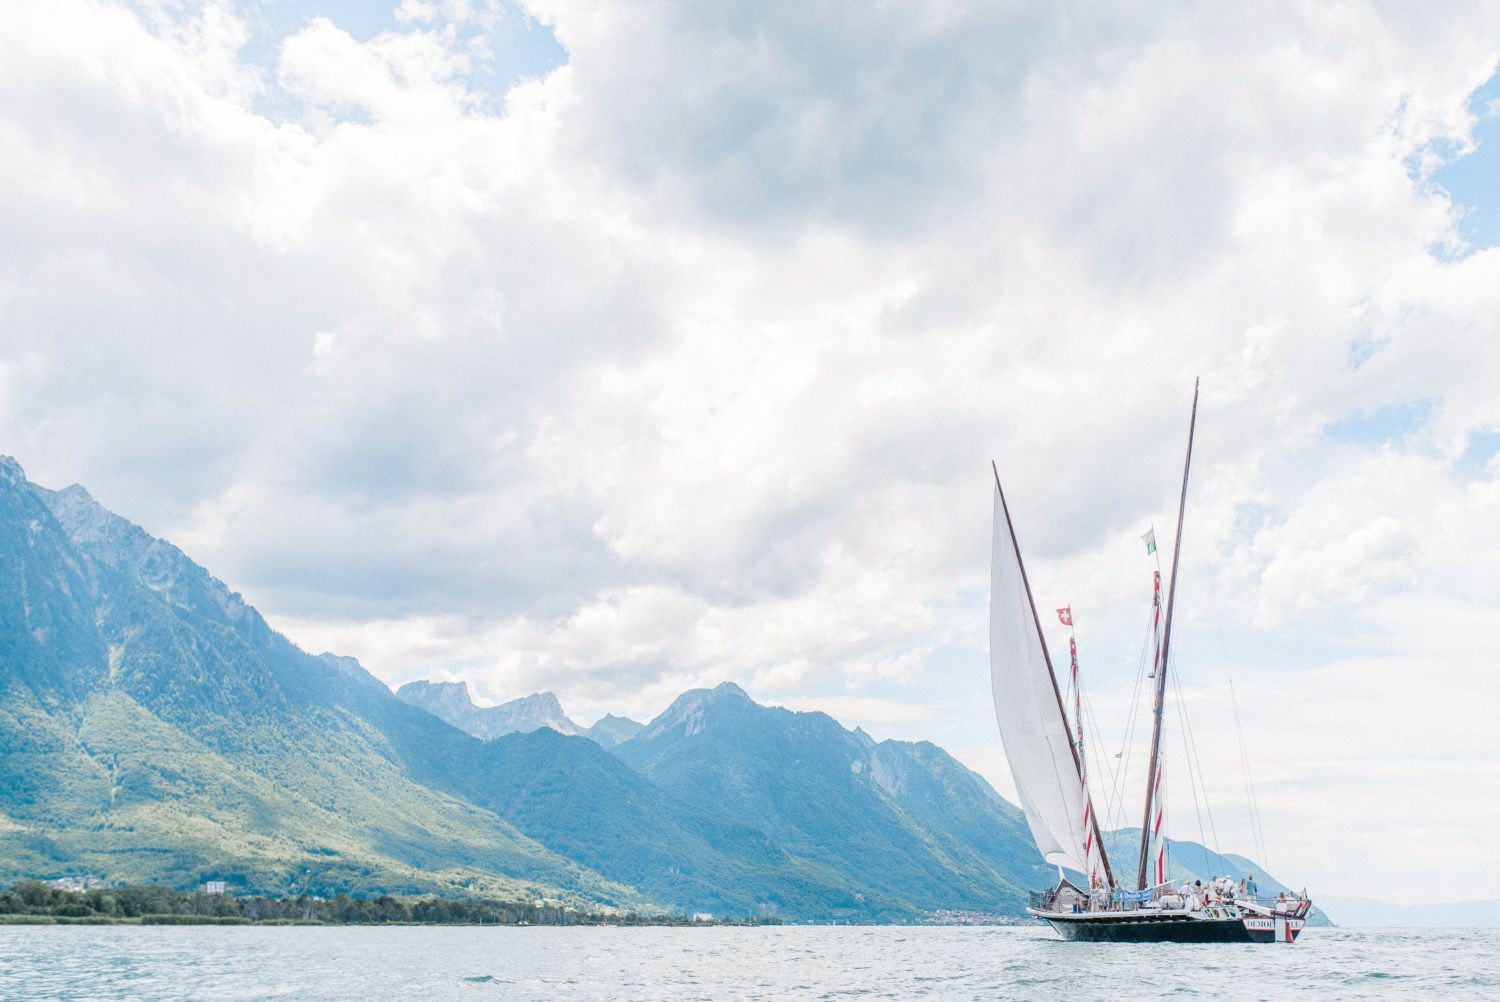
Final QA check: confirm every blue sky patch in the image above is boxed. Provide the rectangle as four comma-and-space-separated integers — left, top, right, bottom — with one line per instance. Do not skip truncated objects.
1346, 330, 1387, 370
1323, 399, 1435, 445
1229, 502, 1272, 547
234, 0, 567, 120
1457, 430, 1500, 479
1427, 66, 1500, 253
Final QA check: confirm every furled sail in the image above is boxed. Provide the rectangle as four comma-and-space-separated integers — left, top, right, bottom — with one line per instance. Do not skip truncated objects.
989, 478, 1096, 873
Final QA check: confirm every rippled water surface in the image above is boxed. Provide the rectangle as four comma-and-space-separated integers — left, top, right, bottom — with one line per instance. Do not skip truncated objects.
2, 925, 1495, 1000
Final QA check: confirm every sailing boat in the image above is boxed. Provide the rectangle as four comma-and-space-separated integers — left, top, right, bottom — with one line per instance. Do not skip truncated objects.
989, 380, 1312, 943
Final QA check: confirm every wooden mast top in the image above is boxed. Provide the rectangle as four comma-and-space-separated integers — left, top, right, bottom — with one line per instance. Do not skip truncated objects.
1136, 378, 1199, 889
992, 462, 1115, 888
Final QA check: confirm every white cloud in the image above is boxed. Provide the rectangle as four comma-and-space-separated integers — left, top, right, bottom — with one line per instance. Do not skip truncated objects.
771, 695, 937, 727
3, 0, 1500, 902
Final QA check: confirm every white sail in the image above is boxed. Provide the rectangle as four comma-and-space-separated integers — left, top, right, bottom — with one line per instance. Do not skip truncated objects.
989, 482, 1094, 873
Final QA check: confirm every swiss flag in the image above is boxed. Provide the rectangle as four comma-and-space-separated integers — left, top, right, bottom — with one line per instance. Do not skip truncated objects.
1057, 607, 1072, 626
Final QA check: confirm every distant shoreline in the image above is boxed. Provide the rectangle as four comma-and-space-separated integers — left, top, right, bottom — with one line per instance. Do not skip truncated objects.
2, 881, 1052, 928
0, 914, 786, 928
0, 880, 788, 928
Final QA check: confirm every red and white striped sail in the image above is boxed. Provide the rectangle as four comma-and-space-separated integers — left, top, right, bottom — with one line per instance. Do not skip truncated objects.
1069, 634, 1104, 886
1149, 570, 1168, 885
1153, 767, 1167, 885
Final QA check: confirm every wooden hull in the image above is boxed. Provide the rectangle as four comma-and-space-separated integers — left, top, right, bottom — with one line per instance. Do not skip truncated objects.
1031, 908, 1305, 944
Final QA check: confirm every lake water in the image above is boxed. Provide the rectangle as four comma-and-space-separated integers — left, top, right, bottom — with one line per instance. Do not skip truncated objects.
2, 925, 1495, 1000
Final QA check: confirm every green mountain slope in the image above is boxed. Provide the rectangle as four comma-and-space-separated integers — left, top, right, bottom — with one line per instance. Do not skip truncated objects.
0, 459, 637, 905
0, 458, 886, 919
448, 729, 861, 919
613, 682, 1048, 918
585, 713, 644, 748
295, 655, 860, 919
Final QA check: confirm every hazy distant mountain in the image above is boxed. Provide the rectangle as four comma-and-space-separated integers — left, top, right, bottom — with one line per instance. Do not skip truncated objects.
585, 713, 644, 748
395, 681, 586, 740
1316, 896, 1500, 928
393, 680, 643, 749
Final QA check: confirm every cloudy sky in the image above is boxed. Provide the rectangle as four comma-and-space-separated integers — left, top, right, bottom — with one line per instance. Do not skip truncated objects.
4, 0, 1499, 905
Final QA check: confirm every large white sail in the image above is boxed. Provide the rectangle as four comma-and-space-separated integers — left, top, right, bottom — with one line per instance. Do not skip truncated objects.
989, 481, 1094, 873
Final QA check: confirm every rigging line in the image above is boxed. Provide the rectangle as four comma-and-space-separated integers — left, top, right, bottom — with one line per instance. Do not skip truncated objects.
1228, 670, 1270, 874
1108, 680, 1143, 834
1113, 595, 1160, 820
1080, 691, 1117, 797
1104, 603, 1158, 835
1170, 661, 1212, 850
1082, 686, 1123, 790
1083, 712, 1117, 837
1206, 579, 1271, 873
1168, 667, 1213, 877
1102, 616, 1151, 835
1081, 690, 1127, 831
1170, 658, 1222, 862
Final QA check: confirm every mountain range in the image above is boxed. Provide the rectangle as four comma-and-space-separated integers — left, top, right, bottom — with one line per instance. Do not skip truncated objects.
0, 456, 1292, 921
394, 681, 643, 748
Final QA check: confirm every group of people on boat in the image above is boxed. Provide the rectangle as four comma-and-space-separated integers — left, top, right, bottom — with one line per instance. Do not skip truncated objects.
1151, 874, 1312, 916
1063, 872, 1279, 914
1165, 874, 1257, 910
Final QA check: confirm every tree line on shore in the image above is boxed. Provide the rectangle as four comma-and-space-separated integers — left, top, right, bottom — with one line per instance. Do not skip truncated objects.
0, 881, 778, 926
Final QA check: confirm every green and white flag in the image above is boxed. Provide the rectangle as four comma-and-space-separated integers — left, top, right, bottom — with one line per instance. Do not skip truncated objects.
1142, 528, 1156, 555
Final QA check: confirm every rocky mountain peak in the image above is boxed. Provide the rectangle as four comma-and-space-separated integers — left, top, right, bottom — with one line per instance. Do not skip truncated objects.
396, 678, 473, 712
585, 712, 645, 748
315, 652, 386, 692
44, 483, 121, 545
0, 455, 25, 485
644, 681, 756, 740
712, 681, 751, 701
512, 691, 565, 716
395, 681, 585, 740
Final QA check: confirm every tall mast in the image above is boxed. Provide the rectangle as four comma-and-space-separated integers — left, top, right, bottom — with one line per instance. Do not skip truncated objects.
992, 463, 1115, 888
1136, 378, 1199, 890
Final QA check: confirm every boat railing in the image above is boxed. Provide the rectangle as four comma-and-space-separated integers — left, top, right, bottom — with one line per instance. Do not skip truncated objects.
1109, 884, 1167, 912
1038, 881, 1282, 915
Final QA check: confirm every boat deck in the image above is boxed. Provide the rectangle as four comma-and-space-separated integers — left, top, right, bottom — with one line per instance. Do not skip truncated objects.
1028, 904, 1306, 943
